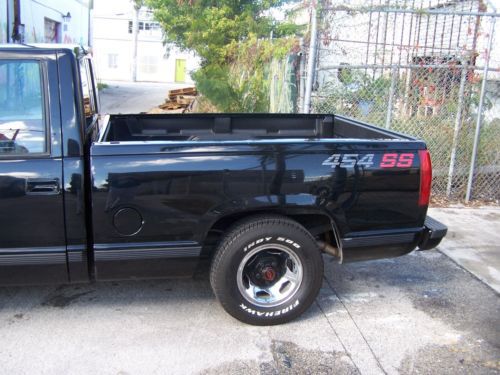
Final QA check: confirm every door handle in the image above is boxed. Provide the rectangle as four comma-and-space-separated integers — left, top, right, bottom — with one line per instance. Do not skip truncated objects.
26, 178, 60, 195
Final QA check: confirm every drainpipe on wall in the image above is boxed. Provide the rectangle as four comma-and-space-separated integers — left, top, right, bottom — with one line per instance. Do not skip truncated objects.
6, 0, 9, 43
11, 0, 21, 43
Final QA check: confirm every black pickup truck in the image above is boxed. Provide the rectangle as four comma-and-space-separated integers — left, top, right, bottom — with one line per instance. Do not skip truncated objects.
0, 45, 446, 325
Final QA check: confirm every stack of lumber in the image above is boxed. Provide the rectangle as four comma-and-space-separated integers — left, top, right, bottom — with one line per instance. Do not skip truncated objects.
157, 87, 197, 111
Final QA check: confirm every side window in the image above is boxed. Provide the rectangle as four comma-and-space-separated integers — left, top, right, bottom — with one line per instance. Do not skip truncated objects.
0, 60, 47, 155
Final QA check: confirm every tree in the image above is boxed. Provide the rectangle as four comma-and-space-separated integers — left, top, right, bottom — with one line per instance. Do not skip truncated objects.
146, 0, 301, 111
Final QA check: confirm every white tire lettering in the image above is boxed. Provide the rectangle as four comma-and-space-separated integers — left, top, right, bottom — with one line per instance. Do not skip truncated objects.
276, 237, 300, 248
244, 237, 273, 252
240, 300, 301, 316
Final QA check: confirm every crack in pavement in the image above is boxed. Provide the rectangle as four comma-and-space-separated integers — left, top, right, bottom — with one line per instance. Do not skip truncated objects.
315, 299, 361, 374
317, 276, 387, 375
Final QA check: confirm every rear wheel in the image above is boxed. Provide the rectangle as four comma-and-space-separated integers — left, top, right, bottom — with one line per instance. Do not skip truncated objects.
210, 215, 324, 325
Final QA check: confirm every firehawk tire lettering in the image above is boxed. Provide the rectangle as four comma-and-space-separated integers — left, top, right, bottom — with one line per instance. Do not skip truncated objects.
239, 300, 300, 317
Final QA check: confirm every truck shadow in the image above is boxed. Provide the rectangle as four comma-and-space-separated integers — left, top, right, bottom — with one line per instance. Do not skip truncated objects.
0, 252, 444, 313
0, 250, 486, 327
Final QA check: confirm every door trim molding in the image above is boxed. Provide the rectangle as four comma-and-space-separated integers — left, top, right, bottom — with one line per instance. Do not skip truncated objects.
0, 246, 67, 265
93, 241, 202, 261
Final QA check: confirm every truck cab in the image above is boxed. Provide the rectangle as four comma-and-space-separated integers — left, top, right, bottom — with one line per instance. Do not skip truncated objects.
0, 45, 93, 284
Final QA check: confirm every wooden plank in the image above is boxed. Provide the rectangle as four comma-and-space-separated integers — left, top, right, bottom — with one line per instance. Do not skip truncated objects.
159, 101, 182, 110
168, 87, 197, 100
176, 95, 196, 105
168, 87, 196, 95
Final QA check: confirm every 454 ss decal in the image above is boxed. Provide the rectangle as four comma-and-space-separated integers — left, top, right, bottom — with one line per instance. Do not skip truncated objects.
322, 153, 415, 168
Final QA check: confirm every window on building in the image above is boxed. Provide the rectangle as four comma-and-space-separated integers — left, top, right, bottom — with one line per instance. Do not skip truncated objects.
128, 20, 161, 34
139, 56, 158, 75
44, 18, 61, 43
146, 22, 160, 34
0, 60, 47, 155
108, 54, 118, 69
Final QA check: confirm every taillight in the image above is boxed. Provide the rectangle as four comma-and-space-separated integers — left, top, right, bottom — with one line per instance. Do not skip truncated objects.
418, 149, 432, 206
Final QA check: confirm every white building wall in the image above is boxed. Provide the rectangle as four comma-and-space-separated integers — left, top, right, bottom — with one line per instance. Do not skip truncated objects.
93, 0, 199, 83
0, 0, 90, 45
0, 2, 7, 43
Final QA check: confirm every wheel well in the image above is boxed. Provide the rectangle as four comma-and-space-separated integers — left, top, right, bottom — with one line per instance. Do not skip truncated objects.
200, 210, 336, 258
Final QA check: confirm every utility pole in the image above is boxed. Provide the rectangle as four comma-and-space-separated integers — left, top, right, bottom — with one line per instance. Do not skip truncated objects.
131, 1, 141, 82
88, 0, 94, 47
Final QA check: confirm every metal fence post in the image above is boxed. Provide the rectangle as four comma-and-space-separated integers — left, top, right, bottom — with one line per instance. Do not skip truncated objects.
303, 1, 318, 114
385, 67, 397, 129
446, 64, 467, 197
465, 16, 495, 203
298, 38, 306, 112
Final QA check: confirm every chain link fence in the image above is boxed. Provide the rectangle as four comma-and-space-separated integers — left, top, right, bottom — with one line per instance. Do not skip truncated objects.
312, 64, 499, 202
307, 0, 499, 203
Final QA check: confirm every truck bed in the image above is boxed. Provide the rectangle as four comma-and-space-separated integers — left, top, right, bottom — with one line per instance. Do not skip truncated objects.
100, 114, 413, 143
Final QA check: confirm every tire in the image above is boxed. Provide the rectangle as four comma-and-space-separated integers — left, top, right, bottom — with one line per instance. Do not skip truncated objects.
210, 215, 324, 325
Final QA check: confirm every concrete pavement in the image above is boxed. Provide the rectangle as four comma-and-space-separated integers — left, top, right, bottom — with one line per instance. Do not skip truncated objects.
99, 81, 191, 114
0, 207, 499, 374
429, 206, 500, 294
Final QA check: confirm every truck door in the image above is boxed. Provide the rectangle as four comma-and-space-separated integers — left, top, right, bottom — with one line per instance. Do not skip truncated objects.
0, 56, 67, 284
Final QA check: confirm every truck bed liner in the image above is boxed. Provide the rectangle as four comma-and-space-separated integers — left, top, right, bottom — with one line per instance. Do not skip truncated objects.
102, 114, 414, 143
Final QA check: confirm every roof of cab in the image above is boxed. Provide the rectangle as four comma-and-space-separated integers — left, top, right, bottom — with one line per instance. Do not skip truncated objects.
0, 43, 90, 57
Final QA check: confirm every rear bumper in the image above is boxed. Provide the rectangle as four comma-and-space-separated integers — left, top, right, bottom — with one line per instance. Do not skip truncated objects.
418, 216, 448, 250
340, 215, 447, 262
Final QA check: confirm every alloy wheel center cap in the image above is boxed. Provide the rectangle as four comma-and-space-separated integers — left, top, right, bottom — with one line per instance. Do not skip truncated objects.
262, 267, 276, 281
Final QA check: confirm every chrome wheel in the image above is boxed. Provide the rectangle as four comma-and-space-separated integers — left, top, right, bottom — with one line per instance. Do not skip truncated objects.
237, 244, 303, 308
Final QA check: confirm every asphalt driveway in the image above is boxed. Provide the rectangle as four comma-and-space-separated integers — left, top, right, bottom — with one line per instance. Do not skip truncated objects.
99, 81, 190, 114
0, 237, 498, 374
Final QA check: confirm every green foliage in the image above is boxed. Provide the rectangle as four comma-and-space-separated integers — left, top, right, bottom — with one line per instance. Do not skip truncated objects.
146, 0, 300, 111
97, 82, 109, 91
314, 72, 393, 118
193, 37, 296, 112
147, 0, 291, 64
133, 0, 145, 10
